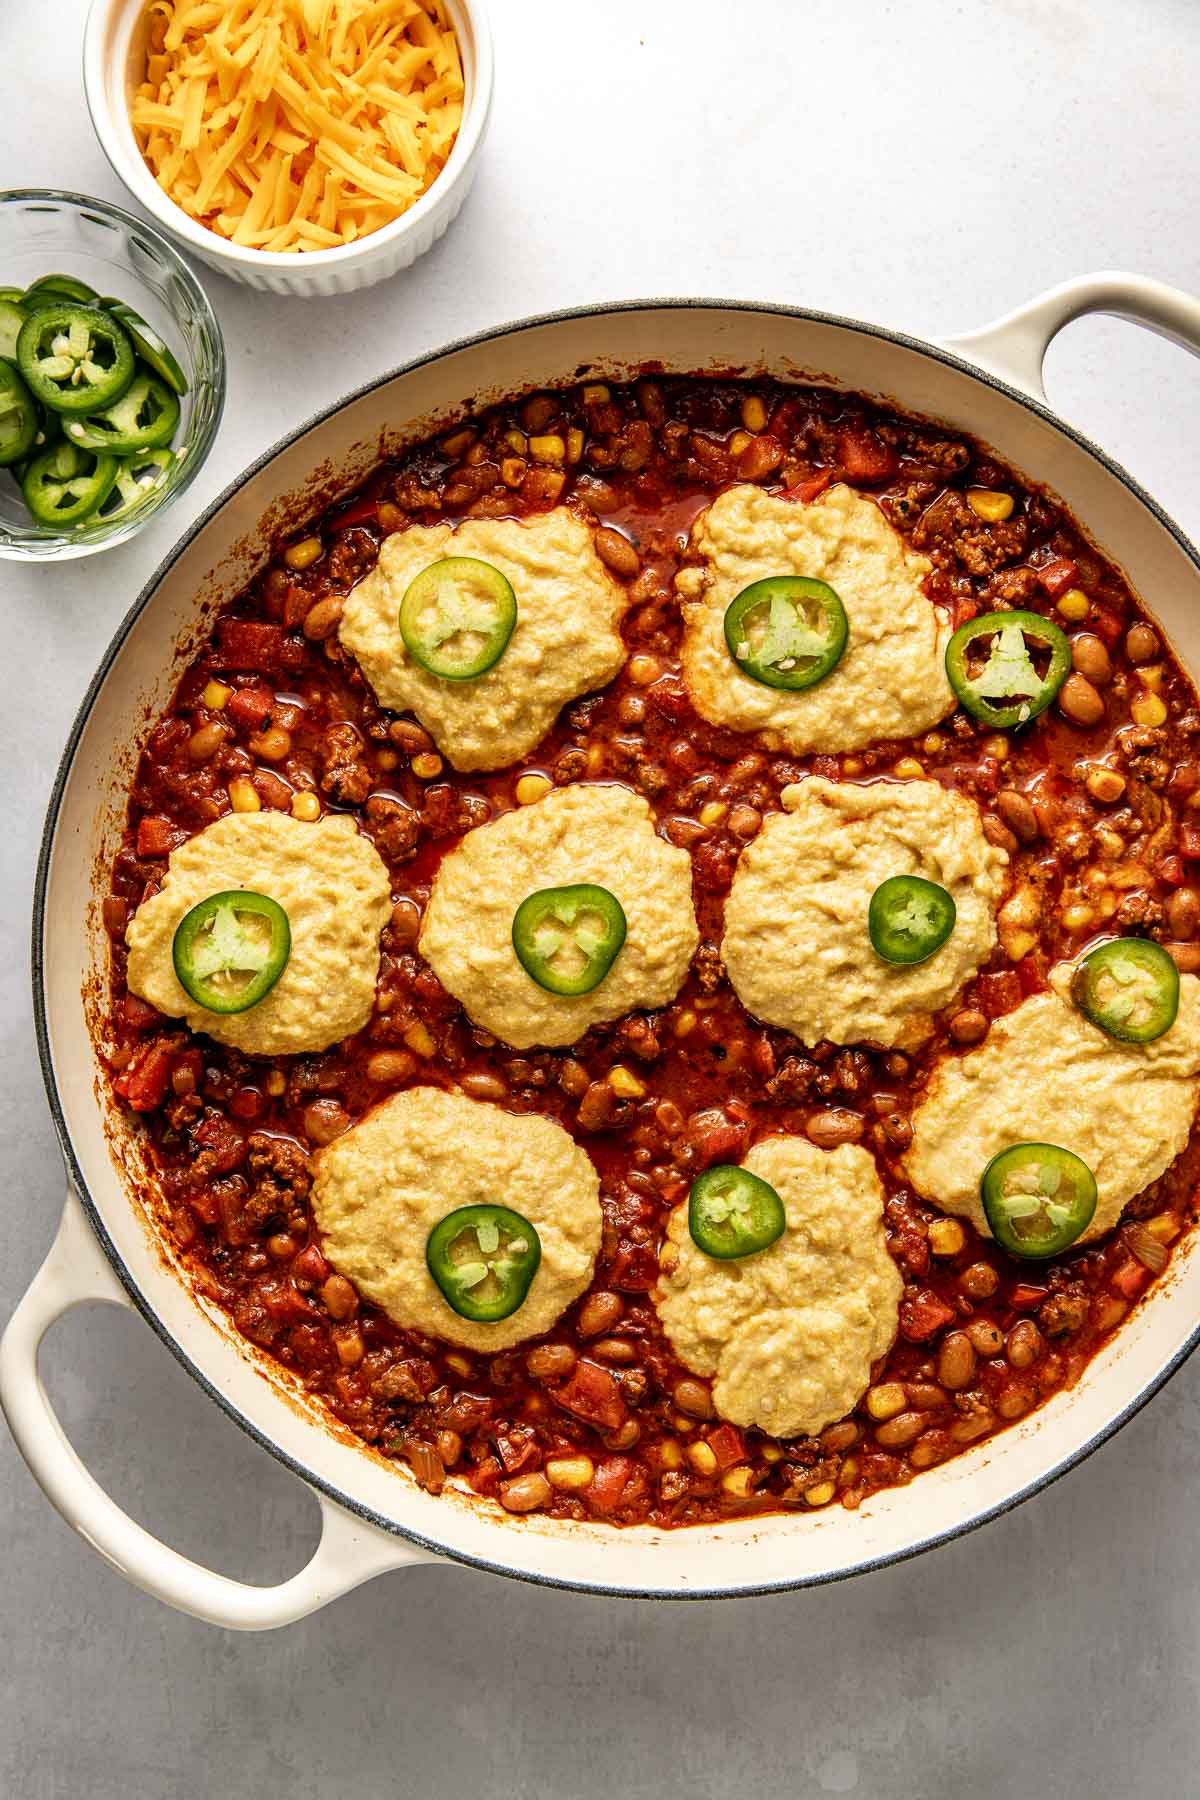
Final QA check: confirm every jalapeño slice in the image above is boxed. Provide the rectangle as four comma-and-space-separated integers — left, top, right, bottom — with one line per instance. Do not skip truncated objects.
0, 360, 39, 468
512, 884, 627, 995
172, 890, 291, 1014
1070, 937, 1179, 1044
689, 1164, 786, 1260
868, 874, 957, 965
723, 575, 849, 690
426, 1204, 542, 1322
16, 303, 135, 416
981, 1143, 1098, 1259
24, 273, 100, 305
63, 371, 180, 455
945, 608, 1071, 729
103, 301, 189, 395
21, 440, 119, 526
400, 556, 517, 680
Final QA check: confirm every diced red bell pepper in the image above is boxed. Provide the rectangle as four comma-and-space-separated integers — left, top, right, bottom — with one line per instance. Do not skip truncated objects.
135, 816, 184, 859
783, 469, 832, 504
1008, 1283, 1049, 1311
1158, 855, 1186, 887
113, 1039, 174, 1111
217, 620, 305, 675
706, 1423, 746, 1472
685, 1106, 749, 1168
191, 1111, 246, 1175
1110, 1259, 1148, 1301
584, 1454, 634, 1516
1036, 557, 1078, 600
328, 497, 380, 532
836, 426, 898, 485
1178, 825, 1200, 861
226, 684, 275, 731
493, 1430, 539, 1475
899, 1289, 957, 1342
977, 970, 1023, 1017
259, 1277, 318, 1323
555, 1358, 627, 1431
292, 1243, 330, 1285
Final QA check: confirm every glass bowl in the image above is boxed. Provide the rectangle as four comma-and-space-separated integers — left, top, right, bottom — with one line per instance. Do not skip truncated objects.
0, 189, 225, 561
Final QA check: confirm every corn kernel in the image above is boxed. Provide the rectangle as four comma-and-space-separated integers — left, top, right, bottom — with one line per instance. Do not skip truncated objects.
404, 1021, 437, 1058
283, 536, 323, 571
839, 1457, 860, 1485
1094, 826, 1125, 859
842, 757, 863, 777
528, 434, 566, 464
803, 1481, 836, 1507
565, 428, 585, 464
983, 734, 1010, 760
411, 753, 443, 780
1140, 664, 1165, 692
699, 801, 728, 827
228, 778, 261, 812
290, 790, 321, 822
1146, 1213, 1182, 1245
1061, 903, 1096, 932
504, 429, 528, 454
545, 1456, 595, 1492
760, 1443, 785, 1464
966, 488, 1014, 522
672, 1413, 697, 1433
628, 654, 662, 686
608, 1064, 646, 1099
721, 1466, 756, 1498
582, 383, 610, 405
251, 726, 291, 762
1097, 890, 1118, 919
515, 772, 552, 805
445, 1352, 473, 1378
928, 1218, 966, 1258
922, 733, 944, 755
673, 1009, 697, 1038
202, 679, 231, 710
686, 1441, 718, 1476
728, 430, 752, 457
740, 395, 768, 433
657, 1440, 683, 1471
1056, 587, 1091, 621
501, 457, 526, 488
1131, 692, 1167, 727
265, 1071, 286, 1097
893, 757, 924, 778
586, 743, 605, 773
866, 1383, 907, 1421
1085, 767, 1125, 804
1002, 927, 1038, 962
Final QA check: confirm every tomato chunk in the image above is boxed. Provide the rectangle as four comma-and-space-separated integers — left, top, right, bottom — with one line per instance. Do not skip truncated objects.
113, 1039, 174, 1111
836, 426, 898, 485
585, 1454, 634, 1516
136, 816, 184, 859
226, 685, 275, 731
899, 1289, 957, 1342
217, 620, 305, 674
1036, 557, 1078, 599
555, 1358, 627, 1431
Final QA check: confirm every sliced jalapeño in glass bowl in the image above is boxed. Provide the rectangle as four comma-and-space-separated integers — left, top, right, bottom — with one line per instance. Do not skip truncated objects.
723, 575, 848, 691
688, 1164, 786, 1260
868, 874, 957, 965
1070, 937, 1180, 1043
981, 1142, 1098, 1259
172, 889, 291, 1014
945, 608, 1071, 729
400, 555, 517, 680
426, 1204, 542, 1322
512, 884, 627, 996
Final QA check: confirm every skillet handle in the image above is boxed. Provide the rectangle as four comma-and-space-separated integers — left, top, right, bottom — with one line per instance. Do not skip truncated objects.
0, 1185, 433, 1629
940, 271, 1200, 402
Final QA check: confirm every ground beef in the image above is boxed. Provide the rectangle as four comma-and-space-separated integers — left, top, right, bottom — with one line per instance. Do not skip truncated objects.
365, 793, 421, 861
319, 722, 373, 805
246, 1132, 312, 1223
692, 939, 726, 993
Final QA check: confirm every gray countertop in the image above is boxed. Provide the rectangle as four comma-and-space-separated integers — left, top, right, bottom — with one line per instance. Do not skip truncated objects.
3, 0, 1200, 1794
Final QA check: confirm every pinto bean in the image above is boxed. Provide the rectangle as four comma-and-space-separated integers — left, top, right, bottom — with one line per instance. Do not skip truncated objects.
995, 789, 1039, 843
577, 1291, 623, 1338
806, 1107, 865, 1148
593, 526, 641, 578
948, 1008, 989, 1045
1166, 889, 1200, 941
499, 1472, 552, 1512
1057, 673, 1105, 727
1070, 632, 1112, 686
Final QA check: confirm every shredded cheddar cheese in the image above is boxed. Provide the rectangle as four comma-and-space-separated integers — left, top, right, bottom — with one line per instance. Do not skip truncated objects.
130, 0, 464, 253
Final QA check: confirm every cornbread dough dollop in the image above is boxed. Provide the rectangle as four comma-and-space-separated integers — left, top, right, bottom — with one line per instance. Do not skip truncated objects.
722, 777, 1007, 1050
655, 1136, 901, 1437
311, 1087, 602, 1352
339, 509, 629, 772
906, 965, 1200, 1243
125, 811, 391, 1055
676, 483, 955, 751
419, 782, 700, 1048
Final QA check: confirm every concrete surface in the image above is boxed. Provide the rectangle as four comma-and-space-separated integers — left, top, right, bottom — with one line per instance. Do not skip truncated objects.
2, 1, 1199, 1795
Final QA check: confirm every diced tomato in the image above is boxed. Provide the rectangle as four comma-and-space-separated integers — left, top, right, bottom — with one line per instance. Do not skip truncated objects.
977, 970, 1023, 1017
1179, 825, 1200, 861
171, 1047, 204, 1096
121, 993, 163, 1031
783, 469, 832, 504
1008, 1283, 1049, 1311
113, 1039, 174, 1110
259, 1277, 318, 1323
584, 1454, 634, 1516
135, 816, 184, 859
647, 677, 692, 722
685, 1106, 750, 1168
1157, 855, 1186, 887
217, 620, 305, 674
899, 1289, 957, 1342
609, 1238, 659, 1293
226, 684, 275, 731
292, 1243, 330, 1285
191, 1111, 246, 1174
555, 1358, 627, 1431
494, 1430, 539, 1474
228, 1086, 265, 1122
1110, 1259, 1148, 1301
1036, 557, 1078, 599
706, 1423, 745, 1472
328, 497, 380, 532
1089, 606, 1124, 648
188, 1186, 222, 1227
835, 426, 898, 485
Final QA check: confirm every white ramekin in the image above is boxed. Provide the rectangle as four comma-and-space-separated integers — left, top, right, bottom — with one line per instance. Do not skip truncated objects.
83, 0, 493, 297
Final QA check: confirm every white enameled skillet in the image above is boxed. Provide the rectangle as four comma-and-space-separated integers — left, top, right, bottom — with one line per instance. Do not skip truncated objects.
4, 275, 1200, 1628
